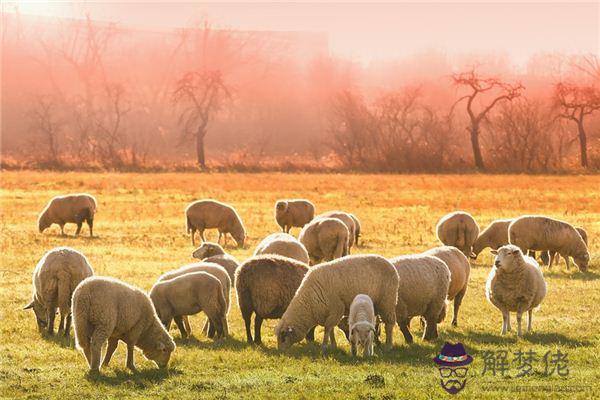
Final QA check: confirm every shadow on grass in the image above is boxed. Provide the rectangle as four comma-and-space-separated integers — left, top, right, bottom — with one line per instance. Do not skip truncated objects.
446, 329, 592, 348
86, 366, 182, 386
174, 335, 249, 351
45, 233, 100, 241
542, 270, 600, 281
41, 332, 74, 348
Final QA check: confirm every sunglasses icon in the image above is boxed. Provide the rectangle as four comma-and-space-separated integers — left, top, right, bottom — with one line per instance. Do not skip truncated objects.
438, 367, 468, 378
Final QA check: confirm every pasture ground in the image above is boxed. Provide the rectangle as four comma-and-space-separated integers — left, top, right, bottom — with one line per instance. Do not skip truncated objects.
1, 171, 599, 399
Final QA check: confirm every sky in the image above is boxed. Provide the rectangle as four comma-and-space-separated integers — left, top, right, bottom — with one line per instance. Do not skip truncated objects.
4, 1, 600, 65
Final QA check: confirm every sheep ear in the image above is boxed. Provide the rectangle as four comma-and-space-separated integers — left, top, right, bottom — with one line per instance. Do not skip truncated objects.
511, 249, 520, 255
490, 249, 498, 255
23, 301, 34, 310
469, 252, 477, 259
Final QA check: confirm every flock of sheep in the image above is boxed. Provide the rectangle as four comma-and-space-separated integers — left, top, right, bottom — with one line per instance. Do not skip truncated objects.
25, 193, 592, 373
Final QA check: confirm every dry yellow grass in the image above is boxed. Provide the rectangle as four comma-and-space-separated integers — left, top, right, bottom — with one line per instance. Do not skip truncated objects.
0, 171, 598, 399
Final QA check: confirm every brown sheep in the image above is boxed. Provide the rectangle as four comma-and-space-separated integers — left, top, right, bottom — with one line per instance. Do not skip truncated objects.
275, 199, 315, 233
38, 193, 97, 236
185, 199, 246, 247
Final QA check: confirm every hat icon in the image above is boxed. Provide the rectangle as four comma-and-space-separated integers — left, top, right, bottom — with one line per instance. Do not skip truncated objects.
433, 342, 473, 367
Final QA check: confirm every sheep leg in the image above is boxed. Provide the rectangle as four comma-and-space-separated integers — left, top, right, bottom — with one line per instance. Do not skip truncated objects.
199, 229, 206, 243
87, 217, 94, 237
321, 325, 334, 354
174, 316, 188, 338
89, 329, 109, 372
501, 311, 510, 335
75, 222, 83, 236
218, 232, 223, 244
207, 321, 216, 338
126, 342, 137, 371
423, 316, 438, 341
63, 314, 72, 337
398, 318, 413, 344
253, 315, 263, 345
57, 313, 66, 334
452, 287, 467, 327
527, 309, 533, 332
183, 316, 192, 337
563, 254, 570, 270
329, 330, 337, 350
46, 305, 57, 335
350, 340, 357, 357
102, 338, 119, 367
383, 322, 394, 351
59, 224, 65, 236
241, 309, 253, 343
547, 253, 554, 269
305, 326, 316, 342
516, 312, 523, 337
191, 228, 196, 246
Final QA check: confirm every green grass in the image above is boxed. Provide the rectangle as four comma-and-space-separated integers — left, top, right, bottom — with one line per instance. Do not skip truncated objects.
1, 171, 599, 399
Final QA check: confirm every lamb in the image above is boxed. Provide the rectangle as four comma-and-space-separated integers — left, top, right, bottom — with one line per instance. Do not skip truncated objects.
158, 262, 231, 338
298, 217, 349, 265
472, 219, 513, 257
486, 245, 547, 336
150, 272, 228, 339
349, 213, 362, 246
508, 215, 590, 272
254, 233, 310, 264
24, 247, 94, 337
275, 199, 315, 233
275, 254, 398, 354
236, 254, 312, 344
38, 193, 97, 236
185, 199, 246, 247
191, 242, 240, 282
348, 294, 376, 357
542, 226, 589, 268
72, 276, 175, 373
435, 211, 480, 257
389, 254, 450, 343
315, 211, 356, 249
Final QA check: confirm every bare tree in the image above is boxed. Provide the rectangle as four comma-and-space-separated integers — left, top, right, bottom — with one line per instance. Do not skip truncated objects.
28, 95, 63, 163
173, 70, 231, 168
93, 83, 129, 166
554, 82, 600, 168
452, 69, 524, 170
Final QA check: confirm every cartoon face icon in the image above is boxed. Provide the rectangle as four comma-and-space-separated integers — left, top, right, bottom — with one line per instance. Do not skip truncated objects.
433, 342, 473, 395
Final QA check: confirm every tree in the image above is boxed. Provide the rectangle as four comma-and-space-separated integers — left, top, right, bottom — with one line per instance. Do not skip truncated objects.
173, 70, 231, 168
554, 82, 600, 168
28, 95, 63, 163
452, 69, 524, 170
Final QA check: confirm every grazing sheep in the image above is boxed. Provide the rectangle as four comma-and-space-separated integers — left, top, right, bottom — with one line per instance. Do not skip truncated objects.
542, 226, 589, 268
348, 294, 376, 357
38, 193, 97, 236
236, 254, 312, 344
423, 246, 470, 327
254, 233, 310, 264
72, 276, 175, 373
150, 272, 228, 339
389, 254, 450, 343
24, 247, 94, 337
185, 200, 246, 247
486, 245, 547, 336
191, 242, 240, 282
158, 262, 231, 338
509, 215, 590, 272
349, 213, 362, 246
315, 211, 356, 249
472, 219, 513, 257
298, 217, 349, 265
436, 211, 480, 257
275, 199, 315, 233
275, 254, 398, 354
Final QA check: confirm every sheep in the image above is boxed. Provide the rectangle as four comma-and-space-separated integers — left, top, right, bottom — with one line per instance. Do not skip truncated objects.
275, 254, 399, 354
191, 242, 240, 282
185, 199, 246, 248
235, 254, 313, 345
389, 254, 450, 343
275, 199, 315, 233
38, 193, 97, 236
315, 211, 356, 249
542, 226, 589, 268
24, 247, 94, 337
150, 272, 228, 339
158, 262, 231, 338
435, 211, 480, 257
349, 213, 362, 246
254, 233, 310, 264
348, 294, 376, 357
298, 217, 349, 265
72, 276, 175, 373
508, 215, 590, 272
472, 219, 513, 257
486, 245, 547, 336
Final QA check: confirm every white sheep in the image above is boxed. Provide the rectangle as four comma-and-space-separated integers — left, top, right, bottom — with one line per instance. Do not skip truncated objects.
150, 271, 228, 339
542, 226, 589, 268
191, 242, 240, 282
472, 219, 513, 257
298, 217, 349, 265
72, 276, 175, 373
349, 213, 362, 246
389, 254, 450, 343
38, 193, 97, 236
509, 215, 590, 272
275, 254, 399, 354
275, 199, 315, 233
315, 211, 356, 249
486, 245, 547, 336
185, 199, 246, 247
24, 247, 94, 337
254, 233, 310, 264
436, 211, 480, 257
348, 294, 376, 357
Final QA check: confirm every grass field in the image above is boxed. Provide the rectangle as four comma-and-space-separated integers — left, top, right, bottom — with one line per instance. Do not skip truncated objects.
1, 171, 599, 399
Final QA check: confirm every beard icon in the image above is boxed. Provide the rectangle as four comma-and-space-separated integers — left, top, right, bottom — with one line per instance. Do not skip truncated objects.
433, 342, 473, 395
440, 375, 468, 395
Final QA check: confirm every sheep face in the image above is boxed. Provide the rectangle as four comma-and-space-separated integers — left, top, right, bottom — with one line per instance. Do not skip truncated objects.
349, 322, 375, 350
37, 212, 51, 233
231, 225, 246, 248
192, 242, 223, 259
275, 201, 289, 215
573, 252, 589, 272
491, 245, 523, 273
143, 340, 175, 369
276, 326, 302, 350
24, 299, 47, 331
